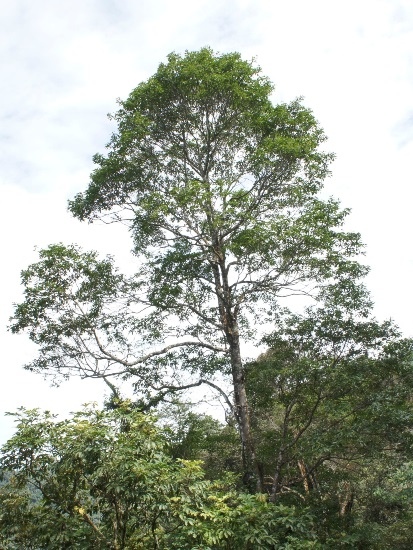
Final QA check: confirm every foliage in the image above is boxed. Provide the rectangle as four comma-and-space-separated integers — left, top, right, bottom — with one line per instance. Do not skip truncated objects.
159, 401, 242, 480
353, 461, 413, 549
246, 306, 413, 545
0, 405, 319, 549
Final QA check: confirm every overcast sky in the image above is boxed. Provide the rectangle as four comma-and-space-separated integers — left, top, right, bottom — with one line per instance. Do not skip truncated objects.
1, 0, 412, 444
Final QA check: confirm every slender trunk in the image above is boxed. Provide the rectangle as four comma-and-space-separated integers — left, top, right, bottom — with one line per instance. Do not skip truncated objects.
269, 450, 284, 502
297, 460, 310, 494
339, 481, 354, 518
210, 250, 261, 492
227, 323, 261, 492
269, 404, 292, 502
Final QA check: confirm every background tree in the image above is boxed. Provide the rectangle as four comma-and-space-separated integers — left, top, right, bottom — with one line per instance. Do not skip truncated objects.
158, 400, 242, 479
245, 303, 413, 545
11, 48, 368, 488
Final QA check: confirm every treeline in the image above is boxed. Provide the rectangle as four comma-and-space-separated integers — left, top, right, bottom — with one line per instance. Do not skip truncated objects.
1, 327, 413, 548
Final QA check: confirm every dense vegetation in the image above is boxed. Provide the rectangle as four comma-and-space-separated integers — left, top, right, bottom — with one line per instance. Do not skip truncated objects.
2, 49, 412, 548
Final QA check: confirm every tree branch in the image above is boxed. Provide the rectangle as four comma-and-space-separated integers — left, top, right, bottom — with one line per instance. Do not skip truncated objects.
92, 330, 226, 368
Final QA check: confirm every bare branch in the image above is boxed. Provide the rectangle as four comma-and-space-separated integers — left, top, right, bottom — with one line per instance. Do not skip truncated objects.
92, 330, 227, 368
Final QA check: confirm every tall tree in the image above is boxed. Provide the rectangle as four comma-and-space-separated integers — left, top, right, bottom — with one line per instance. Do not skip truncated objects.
12, 48, 367, 488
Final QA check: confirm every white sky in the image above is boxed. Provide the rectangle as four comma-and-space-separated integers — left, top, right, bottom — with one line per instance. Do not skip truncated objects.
1, 0, 412, 444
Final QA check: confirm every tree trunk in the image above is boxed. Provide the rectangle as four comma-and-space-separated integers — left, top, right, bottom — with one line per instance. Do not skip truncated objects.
210, 254, 261, 492
227, 324, 261, 492
269, 450, 284, 502
339, 481, 354, 517
298, 460, 310, 494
